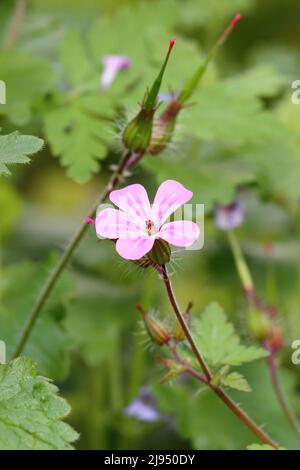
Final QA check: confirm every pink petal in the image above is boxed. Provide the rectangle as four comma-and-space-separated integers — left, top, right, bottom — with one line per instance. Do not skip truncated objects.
116, 237, 154, 260
100, 55, 131, 91
152, 180, 193, 226
96, 208, 143, 239
159, 221, 200, 247
110, 184, 151, 224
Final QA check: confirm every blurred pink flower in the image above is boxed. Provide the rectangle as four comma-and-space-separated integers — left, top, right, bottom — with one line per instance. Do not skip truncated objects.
124, 387, 160, 422
96, 180, 200, 260
215, 201, 244, 230
100, 55, 131, 90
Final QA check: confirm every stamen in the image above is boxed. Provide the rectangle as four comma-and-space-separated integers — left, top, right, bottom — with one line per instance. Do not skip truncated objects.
146, 219, 155, 236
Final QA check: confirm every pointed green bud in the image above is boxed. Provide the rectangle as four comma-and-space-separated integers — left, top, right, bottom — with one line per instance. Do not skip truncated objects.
137, 305, 171, 346
147, 239, 171, 266
144, 38, 176, 112
178, 14, 241, 104
247, 309, 270, 341
149, 15, 241, 155
122, 39, 175, 152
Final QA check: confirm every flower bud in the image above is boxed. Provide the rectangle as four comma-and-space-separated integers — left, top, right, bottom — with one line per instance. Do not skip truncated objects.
247, 309, 270, 341
178, 14, 242, 104
268, 325, 284, 352
137, 305, 170, 346
148, 15, 241, 155
172, 310, 191, 341
215, 201, 244, 231
100, 55, 131, 91
156, 356, 186, 383
122, 39, 175, 152
122, 108, 155, 152
147, 239, 171, 266
149, 99, 181, 155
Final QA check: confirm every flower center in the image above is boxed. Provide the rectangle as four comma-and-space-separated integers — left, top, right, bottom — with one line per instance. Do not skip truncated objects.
146, 219, 156, 236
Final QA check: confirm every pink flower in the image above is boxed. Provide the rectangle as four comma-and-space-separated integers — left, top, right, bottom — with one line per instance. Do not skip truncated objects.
215, 201, 244, 231
96, 180, 200, 260
100, 55, 131, 90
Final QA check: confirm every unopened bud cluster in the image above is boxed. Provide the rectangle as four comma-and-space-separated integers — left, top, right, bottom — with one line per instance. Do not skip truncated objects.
122, 15, 241, 156
138, 304, 191, 346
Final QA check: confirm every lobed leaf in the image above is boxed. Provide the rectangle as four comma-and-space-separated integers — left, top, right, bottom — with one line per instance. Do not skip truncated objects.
0, 358, 78, 450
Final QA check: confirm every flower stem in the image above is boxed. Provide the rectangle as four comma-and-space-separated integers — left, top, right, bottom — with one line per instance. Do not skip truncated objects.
12, 150, 143, 359
227, 230, 254, 291
159, 264, 278, 448
160, 265, 212, 382
227, 229, 300, 441
3, 0, 28, 50
267, 349, 300, 439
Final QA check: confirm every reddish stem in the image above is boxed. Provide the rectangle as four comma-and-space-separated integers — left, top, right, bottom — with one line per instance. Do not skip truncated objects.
159, 265, 278, 448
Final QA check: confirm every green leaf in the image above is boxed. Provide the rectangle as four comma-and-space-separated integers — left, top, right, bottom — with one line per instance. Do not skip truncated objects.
0, 256, 75, 380
144, 139, 254, 211
221, 372, 251, 392
224, 65, 285, 99
0, 358, 78, 450
88, 0, 178, 104
181, 81, 281, 147
60, 31, 94, 88
194, 302, 267, 368
44, 94, 112, 183
247, 444, 275, 450
0, 132, 44, 176
0, 52, 54, 125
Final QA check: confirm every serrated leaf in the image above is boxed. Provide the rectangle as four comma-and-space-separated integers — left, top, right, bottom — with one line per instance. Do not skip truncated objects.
143, 139, 254, 211
194, 302, 267, 368
60, 31, 94, 87
0, 52, 54, 125
44, 95, 112, 182
221, 372, 251, 392
88, 0, 178, 104
181, 82, 281, 147
0, 358, 78, 450
224, 65, 285, 99
0, 255, 75, 379
0, 132, 44, 176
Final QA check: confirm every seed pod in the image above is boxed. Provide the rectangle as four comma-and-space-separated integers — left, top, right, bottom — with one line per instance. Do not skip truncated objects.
122, 39, 175, 152
147, 239, 171, 266
149, 100, 181, 155
247, 309, 270, 341
137, 305, 170, 346
148, 15, 242, 156
172, 312, 190, 341
122, 108, 155, 152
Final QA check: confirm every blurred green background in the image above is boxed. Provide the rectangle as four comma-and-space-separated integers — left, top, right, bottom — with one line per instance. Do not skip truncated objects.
1, 0, 300, 450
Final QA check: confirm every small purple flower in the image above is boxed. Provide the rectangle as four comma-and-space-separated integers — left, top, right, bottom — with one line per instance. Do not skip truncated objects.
100, 55, 131, 91
215, 201, 244, 231
124, 387, 160, 422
